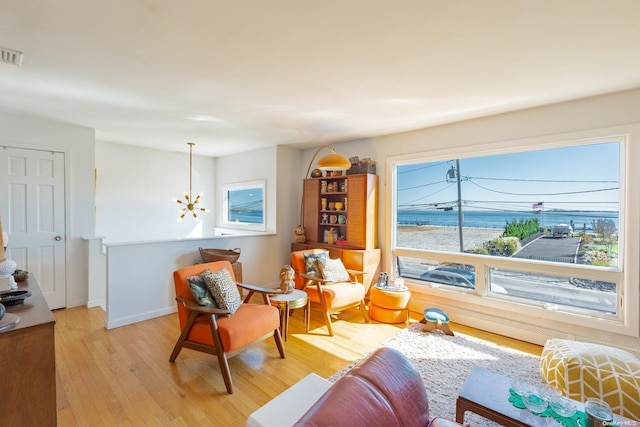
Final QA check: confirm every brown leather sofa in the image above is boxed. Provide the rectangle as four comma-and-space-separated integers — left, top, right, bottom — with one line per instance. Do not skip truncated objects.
294, 347, 462, 427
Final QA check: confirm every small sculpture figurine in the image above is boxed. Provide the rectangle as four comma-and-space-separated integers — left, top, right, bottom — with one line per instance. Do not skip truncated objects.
327, 227, 336, 244
321, 213, 328, 224
294, 225, 306, 243
279, 265, 295, 294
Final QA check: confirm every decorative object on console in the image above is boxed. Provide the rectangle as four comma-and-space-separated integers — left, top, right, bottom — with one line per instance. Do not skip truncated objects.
347, 156, 377, 175
174, 142, 209, 221
294, 225, 306, 243
12, 269, 29, 282
0, 216, 17, 292
279, 265, 296, 294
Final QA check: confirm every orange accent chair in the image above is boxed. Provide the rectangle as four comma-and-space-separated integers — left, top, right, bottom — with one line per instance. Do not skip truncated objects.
170, 261, 285, 394
290, 249, 368, 336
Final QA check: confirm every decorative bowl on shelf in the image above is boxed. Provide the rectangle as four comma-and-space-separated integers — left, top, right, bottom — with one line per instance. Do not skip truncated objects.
0, 290, 32, 306
12, 269, 29, 282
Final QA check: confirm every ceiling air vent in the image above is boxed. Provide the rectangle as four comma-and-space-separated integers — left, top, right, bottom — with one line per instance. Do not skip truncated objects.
0, 46, 23, 67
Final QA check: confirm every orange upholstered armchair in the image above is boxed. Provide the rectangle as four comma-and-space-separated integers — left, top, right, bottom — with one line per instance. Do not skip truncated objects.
290, 249, 368, 336
170, 261, 285, 394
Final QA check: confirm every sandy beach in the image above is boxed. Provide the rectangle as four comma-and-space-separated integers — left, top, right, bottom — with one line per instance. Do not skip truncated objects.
397, 225, 504, 252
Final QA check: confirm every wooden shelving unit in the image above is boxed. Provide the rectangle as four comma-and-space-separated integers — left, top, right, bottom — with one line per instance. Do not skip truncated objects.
301, 173, 378, 249
296, 173, 380, 290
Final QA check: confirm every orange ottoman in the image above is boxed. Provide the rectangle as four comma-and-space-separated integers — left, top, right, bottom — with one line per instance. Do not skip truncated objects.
369, 286, 411, 323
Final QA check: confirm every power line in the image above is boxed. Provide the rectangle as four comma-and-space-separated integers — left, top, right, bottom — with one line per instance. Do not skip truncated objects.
398, 161, 449, 174
467, 180, 618, 196
467, 176, 618, 184
398, 179, 448, 192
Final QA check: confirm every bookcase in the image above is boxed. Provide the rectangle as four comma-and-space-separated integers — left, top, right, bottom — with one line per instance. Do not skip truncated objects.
301, 173, 378, 249
295, 172, 380, 291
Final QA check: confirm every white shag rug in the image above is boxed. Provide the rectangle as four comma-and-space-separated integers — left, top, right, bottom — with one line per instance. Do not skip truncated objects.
329, 322, 544, 426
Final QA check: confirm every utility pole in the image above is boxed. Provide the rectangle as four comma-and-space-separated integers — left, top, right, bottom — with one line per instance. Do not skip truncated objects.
447, 161, 464, 252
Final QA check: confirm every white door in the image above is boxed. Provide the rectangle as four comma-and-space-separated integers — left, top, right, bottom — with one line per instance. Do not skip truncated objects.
0, 146, 66, 309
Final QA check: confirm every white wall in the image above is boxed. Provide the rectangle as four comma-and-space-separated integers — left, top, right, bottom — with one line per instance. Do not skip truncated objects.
95, 142, 216, 243
103, 145, 302, 328
0, 111, 95, 308
301, 88, 640, 349
214, 146, 277, 234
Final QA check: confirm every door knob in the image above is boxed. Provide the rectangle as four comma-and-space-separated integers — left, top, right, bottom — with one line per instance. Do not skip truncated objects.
54, 236, 62, 241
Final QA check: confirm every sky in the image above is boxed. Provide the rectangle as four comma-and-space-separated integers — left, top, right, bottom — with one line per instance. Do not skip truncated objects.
397, 141, 620, 212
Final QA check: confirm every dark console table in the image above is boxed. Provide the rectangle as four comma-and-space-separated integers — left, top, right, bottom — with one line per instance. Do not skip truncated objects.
0, 277, 56, 426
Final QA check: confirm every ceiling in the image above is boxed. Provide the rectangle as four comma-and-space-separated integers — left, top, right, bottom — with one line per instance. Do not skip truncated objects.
1, 1, 640, 157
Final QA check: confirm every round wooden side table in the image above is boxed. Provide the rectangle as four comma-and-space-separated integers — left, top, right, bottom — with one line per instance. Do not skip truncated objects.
269, 289, 309, 341
368, 285, 411, 324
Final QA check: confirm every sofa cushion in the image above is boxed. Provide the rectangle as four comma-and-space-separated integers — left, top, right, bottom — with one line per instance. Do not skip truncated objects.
187, 269, 218, 307
295, 375, 404, 427
303, 251, 328, 279
205, 269, 241, 315
305, 281, 364, 308
295, 348, 433, 427
318, 257, 350, 283
348, 347, 431, 426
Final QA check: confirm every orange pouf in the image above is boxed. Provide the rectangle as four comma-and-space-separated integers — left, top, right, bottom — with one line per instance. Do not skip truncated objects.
369, 286, 411, 324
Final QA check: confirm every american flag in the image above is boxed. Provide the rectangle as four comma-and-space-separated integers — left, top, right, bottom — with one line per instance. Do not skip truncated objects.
532, 202, 543, 210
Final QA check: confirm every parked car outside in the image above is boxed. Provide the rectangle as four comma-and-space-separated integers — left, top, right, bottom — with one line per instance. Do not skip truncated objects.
420, 267, 474, 288
419, 266, 507, 294
552, 224, 573, 238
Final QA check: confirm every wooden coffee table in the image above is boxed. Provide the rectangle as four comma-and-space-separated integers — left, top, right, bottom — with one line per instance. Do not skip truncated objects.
456, 368, 633, 426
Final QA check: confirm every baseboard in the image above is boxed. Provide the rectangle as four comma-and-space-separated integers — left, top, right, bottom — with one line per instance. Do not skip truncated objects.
87, 297, 106, 311
105, 305, 177, 330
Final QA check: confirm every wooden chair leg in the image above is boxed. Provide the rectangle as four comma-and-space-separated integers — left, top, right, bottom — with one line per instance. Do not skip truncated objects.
170, 311, 198, 362
208, 315, 234, 394
359, 300, 369, 323
273, 329, 286, 358
323, 311, 335, 336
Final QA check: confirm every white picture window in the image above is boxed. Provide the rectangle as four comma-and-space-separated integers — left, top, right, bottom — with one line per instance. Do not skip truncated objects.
222, 180, 266, 231
389, 135, 632, 334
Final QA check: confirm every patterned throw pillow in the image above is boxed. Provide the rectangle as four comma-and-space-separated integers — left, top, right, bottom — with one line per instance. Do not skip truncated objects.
187, 269, 218, 307
304, 252, 329, 278
319, 257, 350, 283
205, 269, 241, 315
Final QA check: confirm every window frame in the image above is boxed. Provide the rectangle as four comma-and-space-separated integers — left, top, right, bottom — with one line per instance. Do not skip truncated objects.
221, 180, 266, 232
386, 130, 638, 338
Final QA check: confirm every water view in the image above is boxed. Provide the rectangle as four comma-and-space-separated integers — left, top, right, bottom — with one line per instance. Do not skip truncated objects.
397, 209, 618, 232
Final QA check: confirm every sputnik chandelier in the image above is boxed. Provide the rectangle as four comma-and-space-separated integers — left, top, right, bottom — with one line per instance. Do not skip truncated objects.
175, 142, 208, 221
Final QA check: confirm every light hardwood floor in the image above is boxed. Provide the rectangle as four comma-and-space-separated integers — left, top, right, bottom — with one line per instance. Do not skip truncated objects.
53, 305, 541, 426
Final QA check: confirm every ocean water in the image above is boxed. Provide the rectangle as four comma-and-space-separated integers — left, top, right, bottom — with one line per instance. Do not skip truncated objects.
229, 210, 263, 224
397, 209, 618, 231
